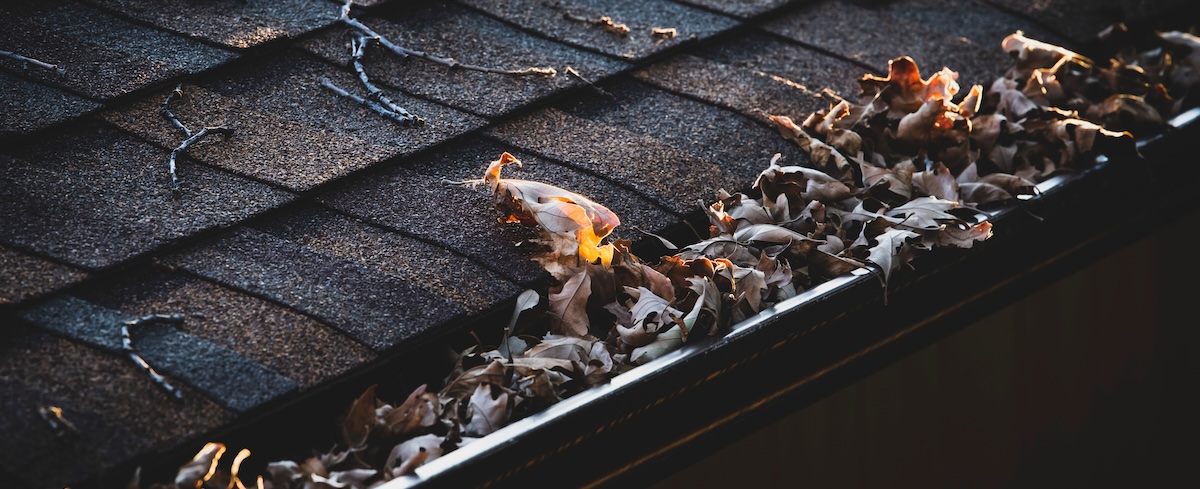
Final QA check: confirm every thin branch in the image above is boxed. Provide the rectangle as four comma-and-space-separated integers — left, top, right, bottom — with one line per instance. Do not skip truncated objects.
168, 126, 234, 194
158, 85, 233, 196
337, 0, 556, 77
565, 66, 612, 98
37, 405, 80, 436
351, 36, 425, 125
121, 313, 187, 401
160, 84, 192, 138
321, 78, 423, 125
561, 12, 630, 36
0, 49, 65, 74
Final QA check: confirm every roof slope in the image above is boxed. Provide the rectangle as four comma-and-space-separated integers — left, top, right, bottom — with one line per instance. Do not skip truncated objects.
0, 0, 1190, 487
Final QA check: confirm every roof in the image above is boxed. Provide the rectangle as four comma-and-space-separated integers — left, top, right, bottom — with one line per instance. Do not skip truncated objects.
1, 0, 1192, 487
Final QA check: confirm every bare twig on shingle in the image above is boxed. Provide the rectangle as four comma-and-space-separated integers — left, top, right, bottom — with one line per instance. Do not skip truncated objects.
336, 0, 556, 77
160, 84, 192, 137
37, 406, 80, 436
121, 313, 186, 401
0, 49, 65, 74
350, 36, 425, 125
159, 84, 233, 196
561, 12, 630, 36
565, 66, 612, 98
321, 78, 423, 125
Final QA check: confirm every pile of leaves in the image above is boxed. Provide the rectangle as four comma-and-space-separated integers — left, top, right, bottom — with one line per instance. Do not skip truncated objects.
134, 27, 1199, 489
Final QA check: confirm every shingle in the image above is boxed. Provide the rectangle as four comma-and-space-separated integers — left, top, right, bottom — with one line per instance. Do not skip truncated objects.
84, 0, 341, 50
19, 295, 298, 412
487, 79, 807, 215
0, 121, 294, 270
164, 226, 469, 352
983, 0, 1132, 44
0, 1, 237, 101
457, 0, 739, 61
762, 0, 1067, 87
100, 50, 487, 192
633, 31, 864, 120
0, 332, 233, 489
74, 269, 376, 389
254, 203, 525, 311
316, 138, 680, 284
299, 1, 630, 118
674, 0, 794, 19
0, 71, 101, 137
0, 245, 89, 306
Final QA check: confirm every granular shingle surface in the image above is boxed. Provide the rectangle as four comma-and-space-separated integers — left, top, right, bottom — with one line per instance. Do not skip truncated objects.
763, 0, 1065, 87
457, 0, 739, 60
0, 332, 233, 489
0, 1, 237, 101
0, 71, 101, 137
0, 245, 89, 306
253, 203, 525, 312
299, 1, 630, 118
0, 121, 294, 270
165, 226, 469, 351
85, 0, 341, 50
674, 0, 794, 18
101, 50, 487, 191
979, 0, 1128, 43
74, 269, 376, 389
633, 32, 864, 119
19, 294, 297, 412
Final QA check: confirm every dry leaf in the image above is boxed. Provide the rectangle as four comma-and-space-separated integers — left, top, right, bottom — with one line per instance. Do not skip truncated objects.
548, 269, 592, 337
463, 383, 510, 437
487, 152, 620, 268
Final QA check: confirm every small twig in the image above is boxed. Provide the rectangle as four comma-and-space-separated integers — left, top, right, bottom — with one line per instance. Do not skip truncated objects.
337, 0, 556, 77
350, 36, 425, 125
565, 66, 612, 98
321, 78, 423, 126
159, 85, 233, 196
0, 49, 65, 74
651, 27, 677, 41
37, 405, 80, 436
121, 313, 186, 401
168, 127, 234, 194
160, 84, 192, 138
562, 12, 630, 36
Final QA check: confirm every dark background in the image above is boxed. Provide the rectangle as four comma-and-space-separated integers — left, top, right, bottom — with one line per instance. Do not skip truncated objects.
652, 207, 1200, 488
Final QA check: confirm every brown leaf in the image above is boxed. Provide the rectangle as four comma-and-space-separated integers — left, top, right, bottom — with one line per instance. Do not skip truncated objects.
341, 386, 378, 451
1002, 31, 1089, 83
768, 120, 857, 187
487, 152, 620, 267
548, 269, 592, 337
442, 359, 507, 401
859, 56, 961, 117
380, 384, 441, 438
385, 434, 444, 477
463, 383, 510, 437
911, 162, 958, 201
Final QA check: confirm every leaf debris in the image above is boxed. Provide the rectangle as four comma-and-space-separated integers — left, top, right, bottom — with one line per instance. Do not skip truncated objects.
131, 25, 1200, 489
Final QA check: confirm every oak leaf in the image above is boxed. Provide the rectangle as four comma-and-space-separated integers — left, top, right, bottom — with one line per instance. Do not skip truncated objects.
486, 152, 620, 269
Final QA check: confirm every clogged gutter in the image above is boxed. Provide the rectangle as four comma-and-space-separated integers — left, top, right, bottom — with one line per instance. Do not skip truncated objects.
130, 26, 1199, 489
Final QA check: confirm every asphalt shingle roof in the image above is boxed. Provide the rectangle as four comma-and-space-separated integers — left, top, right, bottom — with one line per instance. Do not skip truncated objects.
0, 0, 1192, 487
